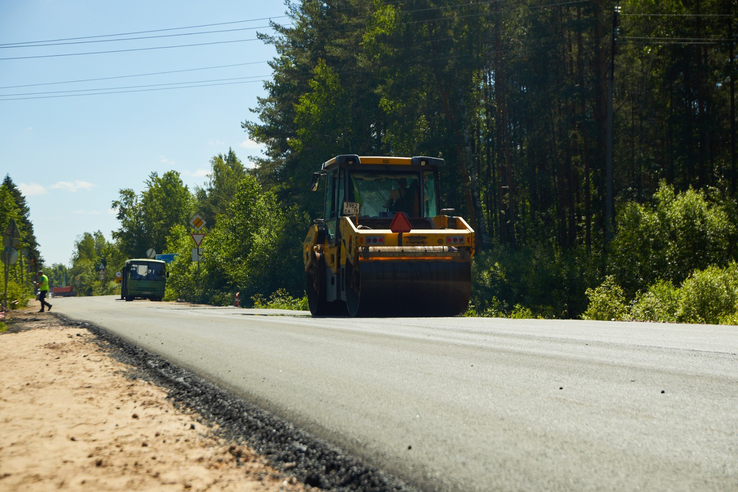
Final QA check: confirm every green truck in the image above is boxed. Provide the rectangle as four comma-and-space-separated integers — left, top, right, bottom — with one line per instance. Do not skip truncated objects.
120, 259, 167, 301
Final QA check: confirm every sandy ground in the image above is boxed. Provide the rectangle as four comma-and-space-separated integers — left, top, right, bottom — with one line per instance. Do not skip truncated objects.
0, 305, 307, 492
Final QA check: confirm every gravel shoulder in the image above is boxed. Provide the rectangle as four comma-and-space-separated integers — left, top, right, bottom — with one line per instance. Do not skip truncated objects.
0, 307, 306, 492
1, 302, 413, 492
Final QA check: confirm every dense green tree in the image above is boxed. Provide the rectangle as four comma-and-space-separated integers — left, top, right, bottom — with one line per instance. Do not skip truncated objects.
194, 149, 248, 227
246, 0, 388, 216
69, 231, 123, 296
203, 175, 306, 301
0, 183, 32, 309
111, 188, 146, 258
113, 171, 193, 259
46, 263, 71, 289
166, 174, 307, 305
141, 171, 194, 255
3, 175, 42, 268
0, 184, 21, 241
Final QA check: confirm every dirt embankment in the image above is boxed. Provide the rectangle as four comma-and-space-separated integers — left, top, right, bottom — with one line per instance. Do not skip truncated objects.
0, 308, 307, 492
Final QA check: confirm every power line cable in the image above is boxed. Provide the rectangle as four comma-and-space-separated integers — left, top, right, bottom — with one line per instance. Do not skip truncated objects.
0, 48, 523, 102
0, 37, 263, 61
621, 13, 733, 18
622, 39, 726, 45
0, 61, 270, 90
0, 79, 267, 101
0, 38, 606, 102
0, 74, 270, 98
623, 37, 732, 43
0, 25, 278, 49
0, 0, 591, 61
0, 15, 289, 47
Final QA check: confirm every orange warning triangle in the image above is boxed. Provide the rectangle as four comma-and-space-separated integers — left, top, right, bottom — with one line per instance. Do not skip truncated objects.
389, 212, 413, 233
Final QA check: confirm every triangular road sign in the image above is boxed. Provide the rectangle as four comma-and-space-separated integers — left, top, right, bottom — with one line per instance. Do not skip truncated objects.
389, 212, 413, 233
191, 233, 206, 247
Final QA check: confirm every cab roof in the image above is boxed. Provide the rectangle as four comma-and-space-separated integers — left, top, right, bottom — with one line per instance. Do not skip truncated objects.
321, 155, 445, 171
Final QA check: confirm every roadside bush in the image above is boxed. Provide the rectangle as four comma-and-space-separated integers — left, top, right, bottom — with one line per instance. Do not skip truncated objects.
0, 278, 31, 310
581, 275, 628, 321
717, 312, 738, 325
471, 245, 600, 319
464, 296, 505, 317
609, 182, 738, 296
252, 289, 308, 310
676, 264, 738, 324
510, 304, 535, 319
164, 225, 205, 303
629, 280, 680, 322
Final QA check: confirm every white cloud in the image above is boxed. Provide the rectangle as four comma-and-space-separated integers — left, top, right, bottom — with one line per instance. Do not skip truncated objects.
50, 180, 96, 192
240, 138, 263, 150
182, 169, 210, 178
108, 207, 119, 216
18, 182, 47, 196
159, 156, 176, 166
209, 139, 226, 146
25, 127, 33, 131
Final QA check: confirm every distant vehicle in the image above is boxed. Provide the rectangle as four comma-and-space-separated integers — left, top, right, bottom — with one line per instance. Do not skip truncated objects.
120, 259, 167, 301
52, 285, 75, 297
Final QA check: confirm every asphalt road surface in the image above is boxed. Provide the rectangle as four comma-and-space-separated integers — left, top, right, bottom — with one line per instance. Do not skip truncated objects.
55, 296, 737, 491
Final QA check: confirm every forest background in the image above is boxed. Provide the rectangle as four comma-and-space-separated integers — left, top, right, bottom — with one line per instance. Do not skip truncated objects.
2, 0, 738, 324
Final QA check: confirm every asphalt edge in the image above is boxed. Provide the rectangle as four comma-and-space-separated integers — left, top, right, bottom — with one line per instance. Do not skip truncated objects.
52, 312, 417, 492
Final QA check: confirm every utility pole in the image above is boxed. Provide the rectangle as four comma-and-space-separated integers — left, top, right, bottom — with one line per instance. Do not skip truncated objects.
606, 3, 620, 244
730, 16, 736, 194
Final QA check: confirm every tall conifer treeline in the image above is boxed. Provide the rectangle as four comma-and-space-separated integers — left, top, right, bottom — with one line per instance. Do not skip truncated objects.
245, 0, 736, 256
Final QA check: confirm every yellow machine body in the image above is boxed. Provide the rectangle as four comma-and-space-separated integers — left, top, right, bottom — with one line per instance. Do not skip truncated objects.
303, 155, 475, 317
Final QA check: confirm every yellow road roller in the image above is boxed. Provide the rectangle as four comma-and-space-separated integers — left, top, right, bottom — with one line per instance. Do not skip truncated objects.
303, 155, 475, 317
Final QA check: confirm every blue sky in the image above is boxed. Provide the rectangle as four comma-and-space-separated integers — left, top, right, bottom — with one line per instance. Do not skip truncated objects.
0, 0, 288, 266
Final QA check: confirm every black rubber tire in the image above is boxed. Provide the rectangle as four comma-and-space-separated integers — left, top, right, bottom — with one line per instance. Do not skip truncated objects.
307, 255, 348, 316
306, 268, 326, 316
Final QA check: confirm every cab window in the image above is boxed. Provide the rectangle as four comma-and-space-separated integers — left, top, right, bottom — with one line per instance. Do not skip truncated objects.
349, 171, 421, 217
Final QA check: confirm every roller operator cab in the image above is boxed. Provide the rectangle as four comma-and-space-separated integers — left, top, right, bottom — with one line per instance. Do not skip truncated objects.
303, 155, 475, 317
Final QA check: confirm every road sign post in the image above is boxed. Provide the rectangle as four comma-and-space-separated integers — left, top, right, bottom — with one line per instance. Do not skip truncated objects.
189, 214, 207, 298
190, 233, 206, 279
3, 248, 8, 312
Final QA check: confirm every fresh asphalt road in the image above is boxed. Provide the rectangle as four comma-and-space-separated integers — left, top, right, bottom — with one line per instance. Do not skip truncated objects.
54, 296, 737, 491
